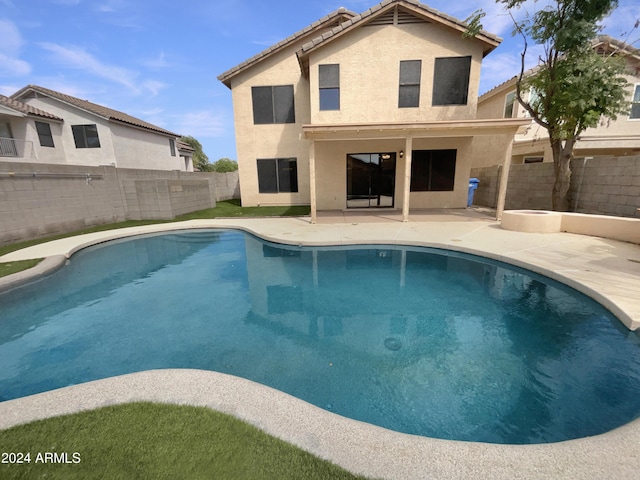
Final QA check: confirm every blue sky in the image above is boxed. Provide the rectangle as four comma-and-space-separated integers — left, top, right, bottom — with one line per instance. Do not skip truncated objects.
1, 0, 638, 162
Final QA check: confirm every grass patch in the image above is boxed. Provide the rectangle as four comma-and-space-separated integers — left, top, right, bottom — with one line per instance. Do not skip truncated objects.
0, 402, 365, 480
0, 259, 43, 278
0, 200, 310, 278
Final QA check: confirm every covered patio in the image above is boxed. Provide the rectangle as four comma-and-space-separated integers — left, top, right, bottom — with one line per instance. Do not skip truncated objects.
304, 117, 530, 223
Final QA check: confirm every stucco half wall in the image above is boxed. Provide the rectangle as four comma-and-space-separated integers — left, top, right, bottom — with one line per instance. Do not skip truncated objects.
303, 118, 530, 222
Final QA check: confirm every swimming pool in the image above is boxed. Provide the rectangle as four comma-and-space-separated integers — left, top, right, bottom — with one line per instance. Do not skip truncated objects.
1, 229, 640, 444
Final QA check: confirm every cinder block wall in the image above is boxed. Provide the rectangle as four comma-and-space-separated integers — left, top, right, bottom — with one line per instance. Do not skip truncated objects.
471, 155, 640, 217
0, 162, 240, 245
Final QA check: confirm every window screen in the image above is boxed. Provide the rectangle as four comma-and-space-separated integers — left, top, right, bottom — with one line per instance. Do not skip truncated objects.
35, 121, 54, 147
432, 56, 472, 106
252, 85, 295, 124
410, 150, 457, 191
72, 124, 100, 148
257, 158, 298, 193
319, 64, 340, 110
631, 85, 640, 119
399, 60, 421, 108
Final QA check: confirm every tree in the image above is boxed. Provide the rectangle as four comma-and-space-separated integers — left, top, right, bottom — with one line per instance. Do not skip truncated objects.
469, 1, 630, 211
212, 157, 238, 173
180, 135, 212, 172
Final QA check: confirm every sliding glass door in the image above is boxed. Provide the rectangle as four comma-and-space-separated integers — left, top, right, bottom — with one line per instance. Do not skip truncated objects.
346, 153, 396, 208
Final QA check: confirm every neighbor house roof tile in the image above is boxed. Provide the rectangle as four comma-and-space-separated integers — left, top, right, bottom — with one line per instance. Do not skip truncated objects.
11, 85, 180, 137
0, 94, 63, 121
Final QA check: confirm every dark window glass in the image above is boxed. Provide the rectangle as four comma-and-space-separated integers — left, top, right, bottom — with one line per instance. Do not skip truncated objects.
631, 85, 640, 119
72, 124, 101, 148
399, 60, 421, 108
257, 158, 298, 193
169, 138, 176, 156
35, 121, 54, 147
319, 64, 340, 110
273, 86, 295, 123
252, 85, 295, 124
410, 150, 457, 191
432, 56, 472, 106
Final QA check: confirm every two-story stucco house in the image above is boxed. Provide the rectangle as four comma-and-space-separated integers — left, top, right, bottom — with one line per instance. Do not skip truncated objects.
218, 0, 529, 222
475, 36, 640, 167
1, 85, 192, 171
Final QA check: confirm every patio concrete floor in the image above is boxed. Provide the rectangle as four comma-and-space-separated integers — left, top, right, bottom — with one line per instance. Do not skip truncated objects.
1, 209, 640, 479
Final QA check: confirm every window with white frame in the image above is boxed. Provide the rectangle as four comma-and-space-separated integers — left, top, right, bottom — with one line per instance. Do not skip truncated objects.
630, 85, 640, 119
504, 90, 516, 118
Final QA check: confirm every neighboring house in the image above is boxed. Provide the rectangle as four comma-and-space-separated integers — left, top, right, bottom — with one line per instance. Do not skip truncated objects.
1, 85, 191, 171
218, 0, 528, 221
475, 36, 640, 167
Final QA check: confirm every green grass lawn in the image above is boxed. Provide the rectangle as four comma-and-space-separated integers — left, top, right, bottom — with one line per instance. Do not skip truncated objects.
0, 200, 311, 277
0, 402, 367, 480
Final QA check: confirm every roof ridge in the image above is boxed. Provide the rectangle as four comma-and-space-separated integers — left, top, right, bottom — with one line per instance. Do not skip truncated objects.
217, 7, 357, 86
0, 93, 63, 121
11, 85, 179, 137
298, 0, 501, 59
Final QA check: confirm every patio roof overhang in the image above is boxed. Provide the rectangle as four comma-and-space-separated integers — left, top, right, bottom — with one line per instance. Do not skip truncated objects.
303, 118, 531, 224
302, 118, 530, 140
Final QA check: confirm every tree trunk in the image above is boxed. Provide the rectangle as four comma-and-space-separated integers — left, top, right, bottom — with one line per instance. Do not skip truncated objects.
550, 137, 575, 211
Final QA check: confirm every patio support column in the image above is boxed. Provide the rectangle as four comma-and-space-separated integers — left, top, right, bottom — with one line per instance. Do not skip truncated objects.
309, 141, 317, 224
401, 136, 413, 222
495, 135, 514, 221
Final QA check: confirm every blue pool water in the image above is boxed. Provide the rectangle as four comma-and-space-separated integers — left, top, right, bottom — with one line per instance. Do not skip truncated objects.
1, 229, 640, 444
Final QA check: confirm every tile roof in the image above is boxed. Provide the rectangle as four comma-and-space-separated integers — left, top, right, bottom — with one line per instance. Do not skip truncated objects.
0, 94, 63, 121
11, 85, 180, 137
217, 0, 502, 88
479, 35, 640, 102
177, 139, 195, 152
217, 7, 358, 87
297, 0, 501, 59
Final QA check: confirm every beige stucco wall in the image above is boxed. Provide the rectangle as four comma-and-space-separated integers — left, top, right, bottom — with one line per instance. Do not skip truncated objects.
230, 45, 312, 206
314, 136, 473, 210
19, 96, 183, 171
308, 22, 484, 124
230, 19, 487, 208
476, 73, 640, 166
110, 123, 183, 171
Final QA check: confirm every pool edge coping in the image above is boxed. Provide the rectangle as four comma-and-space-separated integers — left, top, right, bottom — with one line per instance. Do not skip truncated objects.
2, 218, 640, 479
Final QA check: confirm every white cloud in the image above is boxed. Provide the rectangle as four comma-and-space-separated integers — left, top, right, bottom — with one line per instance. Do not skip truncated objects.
0, 18, 31, 76
141, 80, 167, 97
39, 42, 141, 92
170, 110, 229, 138
0, 53, 31, 76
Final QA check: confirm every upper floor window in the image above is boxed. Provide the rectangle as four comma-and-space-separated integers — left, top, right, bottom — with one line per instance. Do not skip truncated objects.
319, 64, 340, 110
410, 149, 457, 191
72, 124, 100, 148
252, 85, 295, 124
504, 91, 517, 118
432, 56, 472, 106
257, 158, 298, 193
35, 121, 54, 147
169, 138, 176, 156
630, 85, 640, 119
399, 60, 421, 108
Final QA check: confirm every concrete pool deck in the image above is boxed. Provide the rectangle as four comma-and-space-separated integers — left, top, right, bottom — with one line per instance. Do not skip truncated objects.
1, 210, 640, 479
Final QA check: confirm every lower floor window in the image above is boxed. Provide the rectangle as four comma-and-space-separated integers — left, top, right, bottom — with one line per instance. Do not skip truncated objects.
257, 158, 298, 193
410, 149, 456, 191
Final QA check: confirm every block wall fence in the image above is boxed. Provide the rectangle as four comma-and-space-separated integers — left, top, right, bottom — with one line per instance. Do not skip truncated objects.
0, 161, 240, 245
470, 155, 640, 218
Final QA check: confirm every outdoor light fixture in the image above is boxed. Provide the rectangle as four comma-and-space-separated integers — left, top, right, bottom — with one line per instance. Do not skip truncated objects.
399, 150, 404, 158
